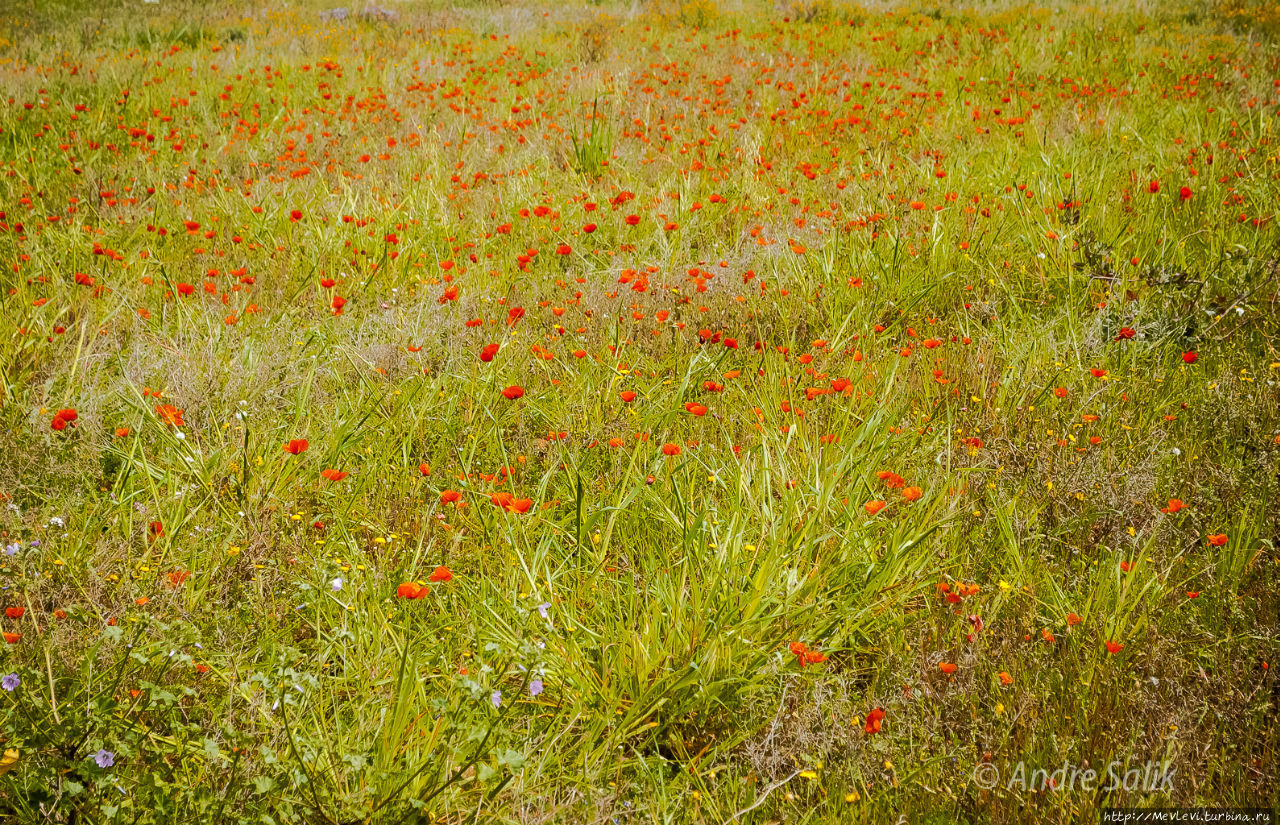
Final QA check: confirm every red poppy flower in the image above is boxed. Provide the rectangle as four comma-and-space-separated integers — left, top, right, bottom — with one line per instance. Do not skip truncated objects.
1207, 533, 1228, 547
864, 500, 886, 515
1179, 186, 1193, 201
441, 489, 463, 504
418, 463, 431, 476
661, 443, 681, 456
619, 391, 637, 402
789, 641, 827, 667
155, 404, 185, 427
1182, 351, 1197, 364
5, 607, 24, 619
938, 662, 957, 674
864, 707, 885, 733
396, 582, 428, 599
491, 492, 533, 514
502, 385, 525, 400
878, 471, 906, 489
283, 439, 309, 455
1104, 640, 1125, 654
428, 565, 453, 583
480, 343, 500, 362
321, 469, 348, 482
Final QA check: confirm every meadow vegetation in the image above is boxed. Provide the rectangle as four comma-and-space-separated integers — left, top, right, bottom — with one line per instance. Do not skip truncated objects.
0, 0, 1278, 821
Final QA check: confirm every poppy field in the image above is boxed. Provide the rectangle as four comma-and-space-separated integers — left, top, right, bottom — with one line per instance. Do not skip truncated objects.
1, 0, 1279, 820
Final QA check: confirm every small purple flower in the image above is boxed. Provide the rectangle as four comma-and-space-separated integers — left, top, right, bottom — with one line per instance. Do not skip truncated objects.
1, 674, 18, 691
536, 602, 551, 619
93, 749, 114, 768
4, 544, 18, 557
528, 678, 543, 697
490, 690, 501, 709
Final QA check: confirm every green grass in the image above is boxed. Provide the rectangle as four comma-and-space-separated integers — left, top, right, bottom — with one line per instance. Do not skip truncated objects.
0, 0, 1278, 821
